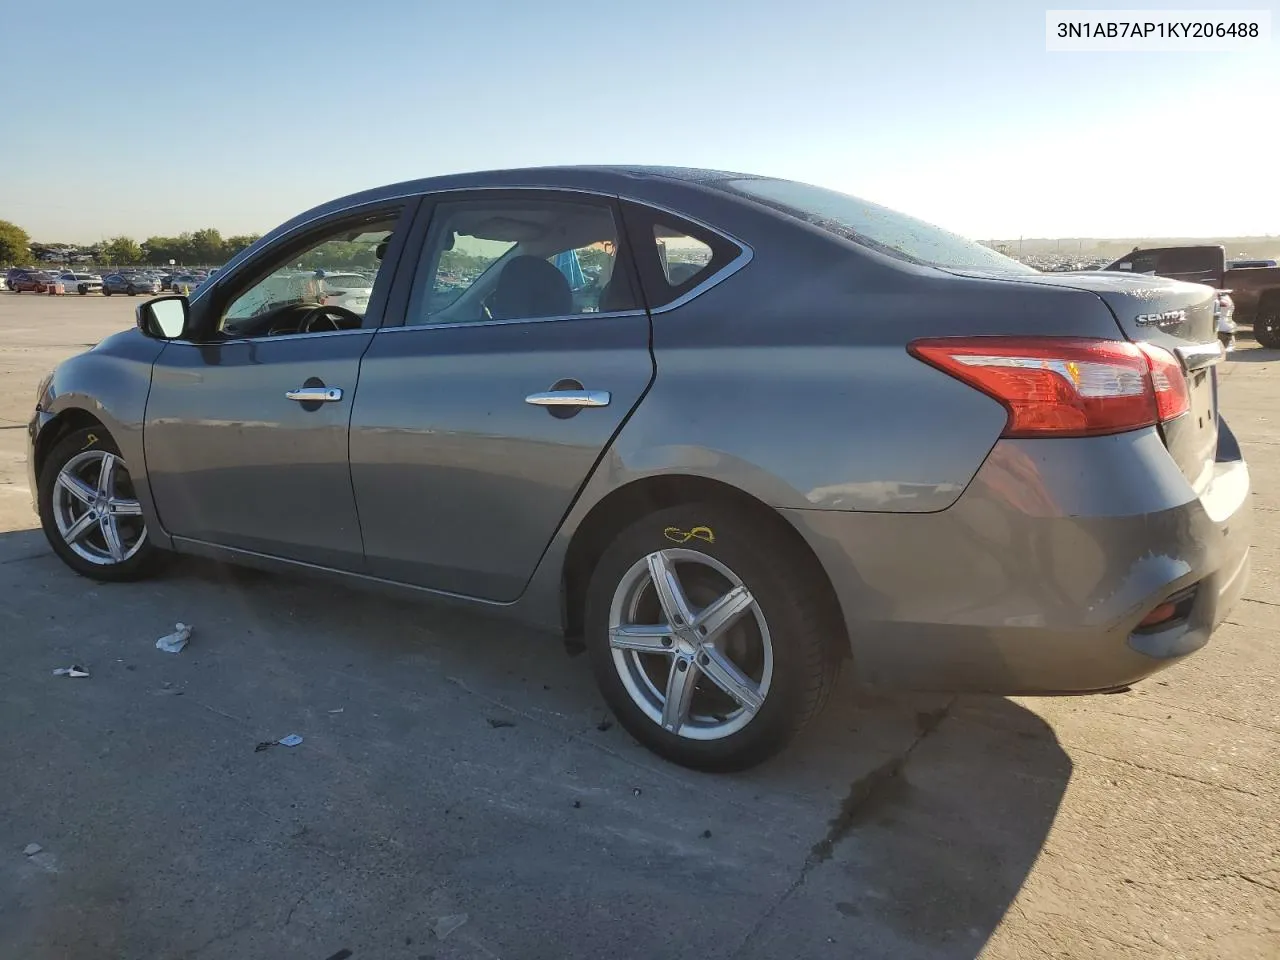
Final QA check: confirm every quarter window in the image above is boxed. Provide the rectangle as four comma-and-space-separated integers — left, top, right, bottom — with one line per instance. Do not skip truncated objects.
654, 227, 713, 288
623, 203, 743, 309
408, 197, 637, 325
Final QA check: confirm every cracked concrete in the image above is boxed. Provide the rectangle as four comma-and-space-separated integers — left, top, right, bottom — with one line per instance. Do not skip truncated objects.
2, 297, 1277, 959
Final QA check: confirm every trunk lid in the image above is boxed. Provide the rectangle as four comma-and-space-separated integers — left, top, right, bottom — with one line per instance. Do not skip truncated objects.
955, 270, 1222, 493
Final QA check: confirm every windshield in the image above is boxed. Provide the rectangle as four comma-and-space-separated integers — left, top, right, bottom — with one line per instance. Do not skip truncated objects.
722, 178, 1036, 275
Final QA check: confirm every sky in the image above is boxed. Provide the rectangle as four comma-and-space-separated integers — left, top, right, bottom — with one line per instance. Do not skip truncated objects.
2, 0, 1277, 243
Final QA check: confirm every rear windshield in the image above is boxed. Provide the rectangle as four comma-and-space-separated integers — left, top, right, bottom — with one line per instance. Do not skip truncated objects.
721, 178, 1036, 275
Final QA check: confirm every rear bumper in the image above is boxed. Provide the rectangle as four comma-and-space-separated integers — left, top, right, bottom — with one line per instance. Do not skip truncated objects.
783, 425, 1251, 694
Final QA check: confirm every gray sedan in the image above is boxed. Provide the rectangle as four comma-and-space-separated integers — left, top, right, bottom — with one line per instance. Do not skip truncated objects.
27, 166, 1251, 770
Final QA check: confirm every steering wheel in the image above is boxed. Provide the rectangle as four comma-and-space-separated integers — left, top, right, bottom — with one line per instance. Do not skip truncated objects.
297, 303, 364, 334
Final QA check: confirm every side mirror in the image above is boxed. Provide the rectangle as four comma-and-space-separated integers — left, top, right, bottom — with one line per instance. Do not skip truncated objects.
137, 295, 189, 340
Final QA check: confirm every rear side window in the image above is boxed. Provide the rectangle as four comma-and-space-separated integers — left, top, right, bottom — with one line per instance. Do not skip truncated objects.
623, 203, 743, 309
406, 195, 639, 325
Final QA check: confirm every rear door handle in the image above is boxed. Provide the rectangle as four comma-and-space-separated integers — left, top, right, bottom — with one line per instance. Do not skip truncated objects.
525, 390, 611, 408
286, 386, 343, 403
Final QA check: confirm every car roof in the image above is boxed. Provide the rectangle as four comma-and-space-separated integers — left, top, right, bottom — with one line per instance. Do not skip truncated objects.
306, 165, 762, 219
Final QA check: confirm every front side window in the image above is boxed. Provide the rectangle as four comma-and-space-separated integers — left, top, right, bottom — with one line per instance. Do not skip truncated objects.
408, 197, 637, 326
220, 213, 400, 337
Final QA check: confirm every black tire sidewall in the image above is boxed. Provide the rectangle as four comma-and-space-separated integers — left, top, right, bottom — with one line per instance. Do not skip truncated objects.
38, 427, 157, 582
585, 502, 828, 771
1256, 309, 1280, 349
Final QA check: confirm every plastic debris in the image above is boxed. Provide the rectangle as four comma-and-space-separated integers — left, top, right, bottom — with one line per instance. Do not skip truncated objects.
633, 788, 642, 797
327, 708, 344, 714
278, 734, 304, 747
52, 666, 89, 678
155, 622, 192, 654
487, 718, 515, 729
23, 843, 42, 856
428, 914, 468, 941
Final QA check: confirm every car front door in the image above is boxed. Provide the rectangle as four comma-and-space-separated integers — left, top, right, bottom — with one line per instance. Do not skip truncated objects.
144, 200, 417, 568
349, 191, 653, 601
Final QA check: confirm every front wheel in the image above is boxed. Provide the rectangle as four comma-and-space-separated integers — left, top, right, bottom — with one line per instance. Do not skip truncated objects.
1254, 303, 1280, 349
103, 287, 112, 296
585, 502, 842, 771
38, 427, 158, 582
78, 285, 87, 295
126, 285, 136, 296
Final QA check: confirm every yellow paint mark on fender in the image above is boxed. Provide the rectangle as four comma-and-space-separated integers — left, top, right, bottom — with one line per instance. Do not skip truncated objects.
81, 433, 99, 450
663, 525, 715, 545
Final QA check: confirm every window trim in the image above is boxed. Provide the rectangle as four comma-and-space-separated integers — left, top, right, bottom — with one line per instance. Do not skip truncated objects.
619, 200, 752, 314
390, 188, 646, 331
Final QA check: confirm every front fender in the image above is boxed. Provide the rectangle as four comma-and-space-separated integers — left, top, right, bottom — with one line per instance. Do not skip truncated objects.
33, 329, 170, 546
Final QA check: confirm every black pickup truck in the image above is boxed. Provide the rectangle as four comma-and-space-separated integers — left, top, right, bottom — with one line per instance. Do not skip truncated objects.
1102, 245, 1280, 348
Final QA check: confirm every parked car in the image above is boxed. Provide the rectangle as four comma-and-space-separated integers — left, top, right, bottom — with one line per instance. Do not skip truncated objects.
10, 269, 57, 293
102, 273, 160, 296
317, 271, 374, 314
168, 273, 205, 294
1103, 245, 1280, 348
58, 272, 104, 295
7, 267, 43, 292
27, 166, 1252, 770
1216, 291, 1237, 351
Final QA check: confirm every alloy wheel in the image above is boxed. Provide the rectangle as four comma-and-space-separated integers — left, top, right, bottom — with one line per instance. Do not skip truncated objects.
51, 449, 147, 565
608, 548, 772, 740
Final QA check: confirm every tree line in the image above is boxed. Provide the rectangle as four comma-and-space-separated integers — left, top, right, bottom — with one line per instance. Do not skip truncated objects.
0, 218, 261, 267
92, 229, 264, 267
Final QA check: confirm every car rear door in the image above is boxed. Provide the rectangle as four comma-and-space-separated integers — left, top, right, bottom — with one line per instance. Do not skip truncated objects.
349, 190, 654, 601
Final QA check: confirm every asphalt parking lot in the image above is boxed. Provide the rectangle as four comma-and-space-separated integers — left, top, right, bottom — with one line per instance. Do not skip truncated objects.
1, 294, 1276, 960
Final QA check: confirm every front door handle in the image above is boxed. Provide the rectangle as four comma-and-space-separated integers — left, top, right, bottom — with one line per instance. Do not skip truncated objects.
286, 386, 343, 403
525, 389, 611, 408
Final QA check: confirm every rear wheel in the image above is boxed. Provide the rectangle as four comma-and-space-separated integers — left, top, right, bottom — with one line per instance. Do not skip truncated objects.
585, 502, 842, 771
78, 285, 87, 295
38, 427, 158, 582
126, 285, 136, 296
1254, 297, 1280, 349
103, 287, 112, 296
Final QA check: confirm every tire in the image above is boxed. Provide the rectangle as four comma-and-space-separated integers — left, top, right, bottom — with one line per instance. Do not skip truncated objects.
103, 287, 112, 296
127, 285, 136, 296
78, 285, 87, 295
38, 426, 159, 582
585, 502, 842, 771
1254, 298, 1280, 349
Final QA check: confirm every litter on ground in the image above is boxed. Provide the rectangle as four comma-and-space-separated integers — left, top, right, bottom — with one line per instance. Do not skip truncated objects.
52, 666, 89, 678
155, 622, 192, 654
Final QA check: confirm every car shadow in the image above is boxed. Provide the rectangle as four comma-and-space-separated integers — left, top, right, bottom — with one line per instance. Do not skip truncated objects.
1, 527, 1070, 959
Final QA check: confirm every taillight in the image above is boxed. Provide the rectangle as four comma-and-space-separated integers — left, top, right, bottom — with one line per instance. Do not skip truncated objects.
908, 337, 1189, 438
1136, 342, 1191, 422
